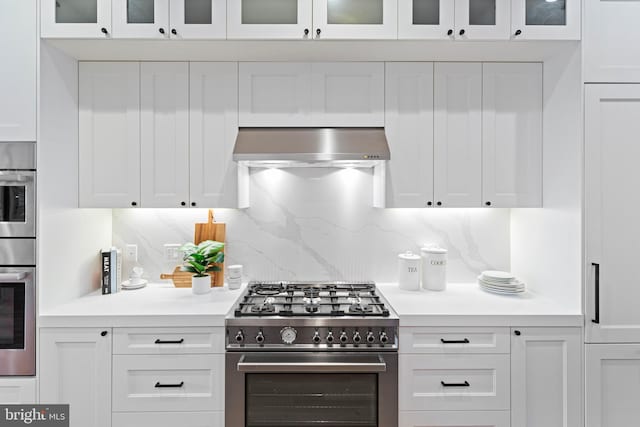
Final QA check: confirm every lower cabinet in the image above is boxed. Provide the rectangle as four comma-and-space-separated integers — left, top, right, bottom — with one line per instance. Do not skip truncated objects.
112, 411, 224, 427
586, 344, 640, 427
400, 411, 510, 427
39, 328, 112, 427
0, 378, 37, 403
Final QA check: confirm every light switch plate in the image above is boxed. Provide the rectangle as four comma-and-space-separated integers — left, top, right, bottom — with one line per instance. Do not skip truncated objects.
164, 244, 182, 262
125, 244, 138, 262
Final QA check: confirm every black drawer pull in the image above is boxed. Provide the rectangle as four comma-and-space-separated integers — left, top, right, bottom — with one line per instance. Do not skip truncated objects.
592, 262, 600, 324
440, 338, 470, 344
155, 381, 184, 388
441, 380, 470, 387
154, 338, 185, 344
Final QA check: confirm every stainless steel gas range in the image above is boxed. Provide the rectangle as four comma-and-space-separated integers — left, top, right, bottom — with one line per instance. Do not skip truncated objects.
225, 281, 399, 427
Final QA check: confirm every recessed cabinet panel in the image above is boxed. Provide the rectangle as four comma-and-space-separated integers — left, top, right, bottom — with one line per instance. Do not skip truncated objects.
327, 0, 384, 24
313, 0, 398, 39
169, 0, 226, 38
112, 0, 170, 38
455, 0, 510, 39
385, 62, 435, 208
227, 0, 313, 39
511, 0, 580, 39
41, 0, 112, 38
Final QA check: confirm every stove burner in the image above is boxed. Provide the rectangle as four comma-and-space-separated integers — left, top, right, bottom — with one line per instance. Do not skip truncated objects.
349, 304, 373, 314
254, 283, 283, 296
303, 296, 322, 305
304, 304, 319, 313
251, 304, 276, 314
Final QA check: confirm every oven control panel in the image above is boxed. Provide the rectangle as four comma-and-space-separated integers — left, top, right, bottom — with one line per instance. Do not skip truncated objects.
226, 325, 398, 350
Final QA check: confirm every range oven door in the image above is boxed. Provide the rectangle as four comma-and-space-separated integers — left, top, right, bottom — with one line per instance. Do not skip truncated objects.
0, 268, 35, 376
0, 171, 35, 238
226, 352, 398, 427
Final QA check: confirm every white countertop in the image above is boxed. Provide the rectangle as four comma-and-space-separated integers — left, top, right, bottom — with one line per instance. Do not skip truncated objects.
39, 282, 245, 328
377, 283, 583, 327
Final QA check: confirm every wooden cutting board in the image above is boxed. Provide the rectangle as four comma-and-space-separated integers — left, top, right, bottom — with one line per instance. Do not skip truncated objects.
193, 209, 226, 287
160, 266, 218, 288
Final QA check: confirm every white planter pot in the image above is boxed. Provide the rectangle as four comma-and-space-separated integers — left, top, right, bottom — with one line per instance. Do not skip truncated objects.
192, 275, 211, 295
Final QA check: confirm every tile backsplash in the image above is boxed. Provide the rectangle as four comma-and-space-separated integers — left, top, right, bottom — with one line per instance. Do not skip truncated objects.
113, 168, 510, 284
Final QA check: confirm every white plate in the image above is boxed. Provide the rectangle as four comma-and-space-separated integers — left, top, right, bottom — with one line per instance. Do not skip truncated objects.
479, 285, 525, 295
478, 276, 523, 287
121, 279, 147, 290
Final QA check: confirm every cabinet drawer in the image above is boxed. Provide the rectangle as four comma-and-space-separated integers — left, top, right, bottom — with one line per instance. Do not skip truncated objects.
400, 410, 510, 427
112, 355, 224, 412
399, 354, 510, 411
400, 327, 510, 354
113, 327, 224, 354
112, 411, 223, 427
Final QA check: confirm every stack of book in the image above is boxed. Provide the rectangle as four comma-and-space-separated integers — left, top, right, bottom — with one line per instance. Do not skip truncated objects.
101, 247, 122, 295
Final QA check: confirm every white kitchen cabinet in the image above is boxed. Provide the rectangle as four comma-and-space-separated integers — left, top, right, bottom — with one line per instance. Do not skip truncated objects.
385, 62, 434, 208
79, 62, 141, 208
511, 0, 581, 40
433, 63, 482, 208
140, 62, 190, 208
398, 0, 509, 40
41, 0, 112, 38
169, 0, 226, 39
113, 327, 225, 354
112, 0, 170, 38
399, 327, 510, 354
586, 344, 640, 427
113, 412, 224, 427
0, 0, 36, 141
482, 63, 542, 207
585, 84, 640, 343
39, 328, 112, 427
313, 0, 398, 39
227, 0, 313, 39
400, 411, 511, 427
189, 62, 238, 208
511, 327, 582, 427
584, 0, 640, 82
0, 378, 37, 404
239, 62, 384, 127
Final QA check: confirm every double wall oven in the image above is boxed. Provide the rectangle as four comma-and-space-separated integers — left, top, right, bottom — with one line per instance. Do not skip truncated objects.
0, 142, 36, 376
226, 281, 399, 427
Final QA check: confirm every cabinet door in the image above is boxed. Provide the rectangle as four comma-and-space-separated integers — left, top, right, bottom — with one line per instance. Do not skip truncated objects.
311, 63, 384, 126
482, 63, 542, 208
112, 0, 170, 38
511, 327, 582, 427
113, 412, 224, 427
398, 0, 455, 39
169, 0, 226, 39
433, 63, 482, 208
586, 344, 640, 427
239, 62, 313, 126
41, 0, 112, 38
385, 62, 434, 208
400, 411, 510, 427
79, 62, 141, 208
227, 0, 313, 39
0, 378, 37, 404
584, 0, 640, 82
313, 0, 398, 39
39, 328, 112, 427
140, 62, 190, 208
585, 84, 640, 343
454, 0, 510, 40
511, 0, 580, 40
0, 0, 36, 141
190, 62, 238, 208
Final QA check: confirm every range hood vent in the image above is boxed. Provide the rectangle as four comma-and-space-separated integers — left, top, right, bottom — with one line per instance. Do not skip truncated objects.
233, 127, 390, 168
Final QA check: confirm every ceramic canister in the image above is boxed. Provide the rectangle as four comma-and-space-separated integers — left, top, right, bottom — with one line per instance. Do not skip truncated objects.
398, 251, 421, 291
421, 247, 448, 291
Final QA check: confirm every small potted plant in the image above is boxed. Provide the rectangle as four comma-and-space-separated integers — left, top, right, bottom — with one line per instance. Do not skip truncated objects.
179, 240, 225, 295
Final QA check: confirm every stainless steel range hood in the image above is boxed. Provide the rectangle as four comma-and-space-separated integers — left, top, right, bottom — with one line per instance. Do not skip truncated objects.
233, 128, 390, 168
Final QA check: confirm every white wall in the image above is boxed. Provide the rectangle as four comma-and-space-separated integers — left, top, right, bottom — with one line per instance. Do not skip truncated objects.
38, 42, 111, 311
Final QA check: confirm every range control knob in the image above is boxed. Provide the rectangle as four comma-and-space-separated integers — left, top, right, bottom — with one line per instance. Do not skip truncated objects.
235, 331, 244, 343
312, 331, 322, 344
280, 327, 297, 345
326, 331, 335, 344
339, 331, 349, 344
256, 331, 265, 344
379, 331, 389, 345
366, 331, 376, 344
353, 331, 362, 344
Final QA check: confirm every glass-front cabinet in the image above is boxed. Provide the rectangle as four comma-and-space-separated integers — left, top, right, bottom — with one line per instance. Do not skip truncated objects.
399, 0, 510, 40
112, 0, 169, 38
313, 0, 398, 39
169, 0, 226, 38
511, 0, 580, 39
227, 0, 313, 39
41, 0, 112, 38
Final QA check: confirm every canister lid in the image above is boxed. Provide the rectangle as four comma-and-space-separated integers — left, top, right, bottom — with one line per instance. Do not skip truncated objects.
398, 251, 421, 260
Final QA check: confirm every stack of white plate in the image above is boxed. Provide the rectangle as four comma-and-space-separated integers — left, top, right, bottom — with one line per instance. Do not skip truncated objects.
478, 271, 525, 295
121, 279, 147, 290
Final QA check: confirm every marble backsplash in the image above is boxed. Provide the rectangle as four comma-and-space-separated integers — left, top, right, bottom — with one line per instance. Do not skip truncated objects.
113, 168, 510, 284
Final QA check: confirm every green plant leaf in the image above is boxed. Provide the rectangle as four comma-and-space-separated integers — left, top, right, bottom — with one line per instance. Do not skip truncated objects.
187, 260, 205, 274
180, 266, 198, 274
206, 266, 221, 272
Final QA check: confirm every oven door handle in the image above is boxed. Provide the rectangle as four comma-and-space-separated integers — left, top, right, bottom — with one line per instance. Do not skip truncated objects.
237, 355, 387, 373
0, 175, 34, 183
0, 272, 27, 281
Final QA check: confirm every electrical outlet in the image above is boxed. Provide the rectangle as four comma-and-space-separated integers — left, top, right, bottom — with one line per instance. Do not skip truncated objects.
125, 244, 138, 262
164, 244, 182, 263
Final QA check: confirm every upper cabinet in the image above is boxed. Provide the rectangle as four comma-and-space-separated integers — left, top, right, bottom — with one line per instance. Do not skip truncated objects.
398, 0, 510, 40
112, 0, 170, 38
41, 0, 112, 38
313, 0, 398, 39
511, 0, 580, 40
227, 0, 313, 39
0, 0, 36, 141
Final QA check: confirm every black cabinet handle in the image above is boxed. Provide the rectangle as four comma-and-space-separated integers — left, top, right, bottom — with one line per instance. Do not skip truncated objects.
592, 263, 600, 324
447, 29, 453, 36
155, 338, 184, 344
304, 28, 309, 36
131, 201, 138, 207
437, 201, 442, 206
427, 201, 433, 206
101, 27, 108, 35
159, 28, 165, 34
191, 202, 197, 207
441, 380, 470, 387
181, 201, 186, 206
441, 338, 470, 344
459, 29, 465, 36
485, 201, 492, 206
514, 330, 521, 336
155, 381, 184, 388
515, 29, 522, 36
316, 28, 321, 36
101, 330, 108, 337
171, 28, 177, 35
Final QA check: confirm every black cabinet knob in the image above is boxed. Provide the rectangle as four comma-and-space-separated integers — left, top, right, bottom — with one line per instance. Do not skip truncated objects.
159, 28, 165, 34
447, 29, 453, 36
101, 330, 108, 337
437, 201, 442, 206
131, 201, 137, 207
171, 28, 177, 35
304, 28, 309, 36
191, 202, 197, 207
427, 201, 433, 206
514, 330, 521, 336
101, 27, 108, 35
485, 201, 492, 206
181, 201, 186, 206
459, 29, 465, 36
515, 29, 522, 36
316, 28, 321, 36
